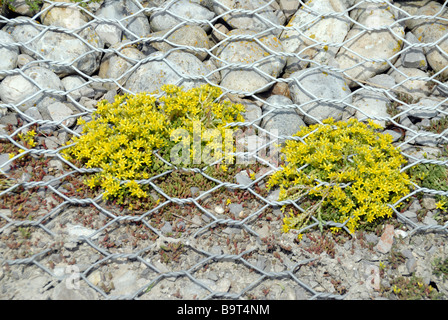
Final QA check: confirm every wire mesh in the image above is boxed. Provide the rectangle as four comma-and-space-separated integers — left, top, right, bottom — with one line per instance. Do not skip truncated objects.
1, 0, 448, 300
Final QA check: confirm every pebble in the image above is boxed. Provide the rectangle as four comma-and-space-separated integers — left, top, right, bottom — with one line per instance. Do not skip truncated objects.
289, 68, 352, 124
261, 95, 305, 143
375, 224, 395, 254
0, 30, 19, 80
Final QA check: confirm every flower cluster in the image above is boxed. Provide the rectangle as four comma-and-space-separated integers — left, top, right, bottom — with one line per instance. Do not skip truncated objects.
267, 118, 411, 236
63, 84, 245, 203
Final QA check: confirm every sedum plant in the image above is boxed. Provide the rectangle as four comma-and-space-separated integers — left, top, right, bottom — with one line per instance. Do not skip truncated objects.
63, 84, 245, 204
267, 118, 411, 237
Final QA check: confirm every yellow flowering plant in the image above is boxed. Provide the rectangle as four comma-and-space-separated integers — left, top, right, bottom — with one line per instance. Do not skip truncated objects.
267, 118, 412, 237
63, 84, 245, 204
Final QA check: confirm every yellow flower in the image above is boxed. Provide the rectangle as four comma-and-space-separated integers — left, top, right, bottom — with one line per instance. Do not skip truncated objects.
436, 200, 446, 211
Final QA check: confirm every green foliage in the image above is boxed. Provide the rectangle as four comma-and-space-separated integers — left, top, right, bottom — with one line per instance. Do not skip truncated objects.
408, 162, 448, 212
432, 257, 448, 281
63, 84, 245, 205
267, 118, 411, 238
387, 275, 444, 300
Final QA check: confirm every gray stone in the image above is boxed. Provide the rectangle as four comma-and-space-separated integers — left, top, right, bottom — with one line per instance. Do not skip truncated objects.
0, 66, 65, 112
261, 95, 305, 143
161, 222, 173, 235
288, 68, 352, 124
241, 102, 262, 126
111, 268, 138, 296
40, 0, 90, 30
335, 3, 405, 86
422, 196, 437, 210
280, 0, 350, 72
22, 107, 43, 123
95, 0, 151, 46
0, 30, 19, 80
398, 210, 419, 224
10, 19, 103, 76
0, 113, 18, 126
228, 203, 243, 216
406, 257, 418, 274
214, 29, 286, 94
98, 43, 146, 91
148, 25, 211, 61
401, 32, 427, 70
399, 98, 440, 119
124, 51, 209, 94
212, 0, 283, 35
389, 65, 432, 98
408, 2, 448, 79
423, 215, 438, 226
61, 76, 95, 102
66, 223, 101, 242
0, 153, 12, 174
52, 282, 96, 300
150, 0, 215, 32
46, 101, 75, 127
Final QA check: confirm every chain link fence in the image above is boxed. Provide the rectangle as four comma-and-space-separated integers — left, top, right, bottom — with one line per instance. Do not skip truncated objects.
1, 0, 448, 300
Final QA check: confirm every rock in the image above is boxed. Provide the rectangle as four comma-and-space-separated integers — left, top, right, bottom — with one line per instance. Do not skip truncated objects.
65, 223, 100, 242
0, 30, 19, 80
405, 130, 439, 147
5, 0, 40, 16
46, 101, 75, 127
288, 68, 352, 124
352, 86, 390, 127
124, 51, 209, 94
17, 54, 35, 68
435, 81, 448, 97
214, 206, 224, 215
150, 0, 215, 32
423, 215, 438, 226
335, 3, 405, 87
0, 153, 11, 174
40, 0, 90, 30
52, 281, 96, 300
365, 264, 381, 291
389, 65, 432, 97
0, 66, 64, 112
407, 2, 448, 79
398, 98, 439, 119
94, 0, 151, 46
235, 171, 253, 187
211, 23, 229, 44
61, 75, 95, 102
261, 95, 305, 142
280, 0, 350, 72
228, 203, 243, 216
98, 42, 146, 90
148, 25, 211, 61
401, 32, 428, 70
279, 0, 301, 19
241, 102, 262, 126
214, 29, 286, 94
398, 210, 419, 224
15, 25, 103, 76
406, 256, 418, 274
212, 0, 284, 35
111, 268, 138, 296
160, 222, 173, 235
375, 224, 395, 254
